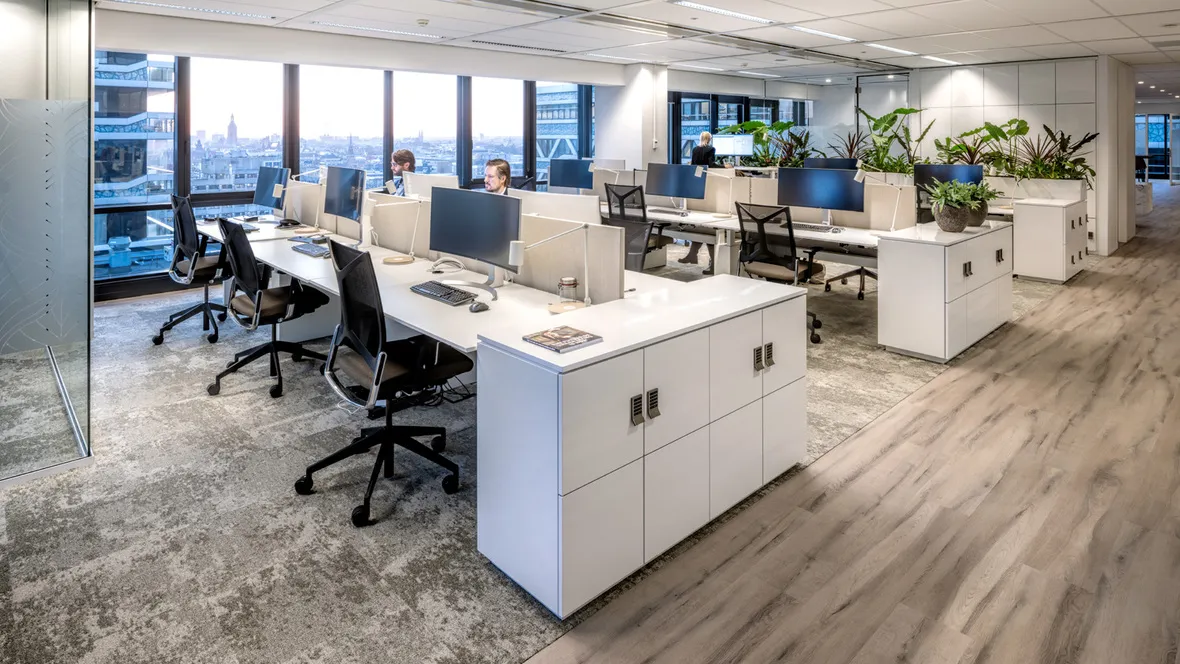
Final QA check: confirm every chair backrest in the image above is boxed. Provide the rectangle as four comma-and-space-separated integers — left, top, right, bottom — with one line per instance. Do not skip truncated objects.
604, 184, 653, 271
217, 218, 264, 298
329, 240, 386, 373
170, 194, 201, 261
511, 176, 536, 191
735, 203, 798, 273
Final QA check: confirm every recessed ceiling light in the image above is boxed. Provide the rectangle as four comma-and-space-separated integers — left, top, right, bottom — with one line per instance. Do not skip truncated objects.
586, 53, 643, 61
312, 21, 443, 38
739, 71, 781, 77
887, 74, 895, 79
1139, 80, 1145, 84
1150, 85, 1156, 88
103, 0, 275, 19
791, 25, 856, 42
671, 1, 774, 24
825, 78, 832, 83
679, 63, 726, 71
923, 55, 960, 65
1138, 100, 1142, 104
866, 43, 916, 56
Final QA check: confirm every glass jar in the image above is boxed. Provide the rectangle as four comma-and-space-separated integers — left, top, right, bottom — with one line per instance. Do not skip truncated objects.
557, 277, 579, 303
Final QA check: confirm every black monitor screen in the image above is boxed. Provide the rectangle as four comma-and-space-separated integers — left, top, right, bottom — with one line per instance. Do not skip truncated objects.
914, 164, 984, 189
645, 163, 707, 200
323, 166, 366, 221
549, 159, 594, 189
430, 188, 521, 271
253, 166, 290, 209
803, 158, 858, 170
778, 168, 865, 212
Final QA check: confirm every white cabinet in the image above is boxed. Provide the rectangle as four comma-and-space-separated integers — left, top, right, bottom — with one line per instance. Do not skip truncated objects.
1012, 198, 1087, 283
561, 351, 643, 494
710, 400, 764, 519
709, 311, 763, 419
644, 427, 709, 562
764, 378, 808, 484
644, 329, 710, 454
879, 222, 1013, 363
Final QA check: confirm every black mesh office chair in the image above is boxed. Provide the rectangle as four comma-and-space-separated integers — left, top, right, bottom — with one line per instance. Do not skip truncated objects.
736, 203, 824, 344
294, 241, 474, 527
511, 176, 536, 191
603, 183, 670, 272
152, 195, 228, 345
207, 219, 328, 398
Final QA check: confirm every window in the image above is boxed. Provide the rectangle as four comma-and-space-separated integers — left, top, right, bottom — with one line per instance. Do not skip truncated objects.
300, 65, 384, 188
750, 99, 775, 123
393, 71, 457, 176
680, 96, 710, 163
779, 99, 813, 126
93, 210, 174, 280
472, 77, 524, 182
536, 81, 579, 186
190, 57, 283, 195
717, 101, 742, 131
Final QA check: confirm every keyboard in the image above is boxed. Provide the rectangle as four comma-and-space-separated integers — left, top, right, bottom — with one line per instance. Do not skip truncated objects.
649, 207, 689, 217
292, 243, 330, 258
410, 280, 476, 306
792, 223, 842, 234
240, 223, 258, 232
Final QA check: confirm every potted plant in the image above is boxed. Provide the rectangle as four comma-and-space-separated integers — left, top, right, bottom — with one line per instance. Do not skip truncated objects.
719, 120, 818, 168
922, 178, 1000, 232
858, 106, 935, 184
827, 128, 867, 161
1010, 124, 1098, 201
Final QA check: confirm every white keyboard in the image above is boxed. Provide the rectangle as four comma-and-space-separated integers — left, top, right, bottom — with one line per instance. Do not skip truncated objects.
793, 223, 842, 234
649, 207, 689, 217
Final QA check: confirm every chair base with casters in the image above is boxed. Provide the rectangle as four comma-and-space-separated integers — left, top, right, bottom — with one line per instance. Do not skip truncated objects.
206, 324, 326, 398
824, 266, 878, 301
152, 282, 228, 345
294, 405, 459, 528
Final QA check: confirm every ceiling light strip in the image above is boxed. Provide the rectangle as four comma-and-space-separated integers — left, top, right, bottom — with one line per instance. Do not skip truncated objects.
922, 55, 960, 65
312, 21, 444, 39
739, 71, 781, 77
672, 1, 774, 25
866, 43, 916, 56
679, 64, 727, 71
104, 0, 275, 19
790, 26, 856, 43
586, 53, 644, 61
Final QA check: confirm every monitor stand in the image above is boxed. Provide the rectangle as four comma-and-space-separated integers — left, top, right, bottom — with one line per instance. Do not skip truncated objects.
431, 258, 502, 301
821, 209, 834, 226
673, 198, 689, 217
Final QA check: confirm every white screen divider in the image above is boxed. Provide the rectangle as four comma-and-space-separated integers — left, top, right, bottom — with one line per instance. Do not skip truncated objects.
509, 189, 602, 226
512, 214, 625, 305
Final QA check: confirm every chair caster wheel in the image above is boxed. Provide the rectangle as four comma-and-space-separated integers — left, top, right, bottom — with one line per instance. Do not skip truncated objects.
207, 332, 219, 344
269, 384, 283, 399
294, 476, 314, 495
813, 319, 822, 330
151, 333, 164, 346
291, 353, 303, 362
442, 475, 460, 494
841, 278, 848, 285
217, 312, 227, 322
810, 333, 822, 344
351, 505, 372, 528
431, 436, 446, 453
857, 292, 865, 300
824, 284, 831, 292
207, 383, 220, 396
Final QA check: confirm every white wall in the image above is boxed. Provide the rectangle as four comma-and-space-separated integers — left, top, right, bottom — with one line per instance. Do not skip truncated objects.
0, 0, 47, 99
595, 64, 668, 170
668, 70, 771, 98
95, 9, 625, 86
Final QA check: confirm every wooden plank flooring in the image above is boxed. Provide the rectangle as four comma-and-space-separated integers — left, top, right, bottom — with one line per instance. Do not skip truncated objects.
528, 188, 1180, 664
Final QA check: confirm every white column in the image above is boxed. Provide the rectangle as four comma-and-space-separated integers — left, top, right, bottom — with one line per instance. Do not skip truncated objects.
593, 64, 669, 169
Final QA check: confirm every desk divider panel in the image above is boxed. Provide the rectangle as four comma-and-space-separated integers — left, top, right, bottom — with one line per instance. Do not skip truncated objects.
593, 167, 636, 202
747, 178, 917, 231
687, 172, 737, 214
514, 214, 625, 305
509, 189, 602, 226
368, 193, 433, 258
285, 180, 335, 233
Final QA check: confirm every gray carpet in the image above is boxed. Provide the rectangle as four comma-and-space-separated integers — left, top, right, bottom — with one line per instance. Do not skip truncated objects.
0, 250, 1083, 663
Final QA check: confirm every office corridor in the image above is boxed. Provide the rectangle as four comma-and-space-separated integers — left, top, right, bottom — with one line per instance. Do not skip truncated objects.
529, 184, 1180, 663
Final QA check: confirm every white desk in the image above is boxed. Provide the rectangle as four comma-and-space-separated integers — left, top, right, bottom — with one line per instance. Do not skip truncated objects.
196, 218, 319, 244
707, 218, 881, 277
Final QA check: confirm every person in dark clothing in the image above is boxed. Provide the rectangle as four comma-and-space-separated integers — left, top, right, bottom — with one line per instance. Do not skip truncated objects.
681, 131, 717, 273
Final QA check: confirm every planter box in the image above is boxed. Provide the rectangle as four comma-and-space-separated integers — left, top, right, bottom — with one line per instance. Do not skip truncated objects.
884, 173, 914, 187
985, 176, 1087, 202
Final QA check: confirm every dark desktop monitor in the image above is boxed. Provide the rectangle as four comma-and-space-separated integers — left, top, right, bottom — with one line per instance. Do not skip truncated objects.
549, 158, 594, 189
803, 158, 858, 170
645, 162, 707, 200
778, 167, 865, 212
913, 164, 984, 189
253, 166, 290, 209
323, 166, 366, 221
429, 188, 521, 271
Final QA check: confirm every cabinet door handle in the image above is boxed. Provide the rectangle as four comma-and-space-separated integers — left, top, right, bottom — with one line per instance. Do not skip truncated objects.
764, 342, 775, 368
630, 394, 645, 426
753, 345, 765, 372
1071, 255, 1075, 265
1071, 218, 1075, 229
996, 248, 1004, 264
646, 388, 661, 419
963, 261, 973, 278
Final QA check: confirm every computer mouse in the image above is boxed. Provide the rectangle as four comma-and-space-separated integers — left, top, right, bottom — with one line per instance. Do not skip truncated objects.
310, 235, 328, 244
469, 301, 489, 313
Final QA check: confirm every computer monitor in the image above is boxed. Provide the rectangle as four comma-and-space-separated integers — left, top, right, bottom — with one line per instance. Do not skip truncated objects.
778, 167, 865, 214
429, 188, 521, 271
323, 166, 366, 221
549, 158, 594, 189
712, 134, 755, 157
913, 164, 984, 189
252, 166, 290, 209
803, 158, 858, 170
645, 163, 707, 200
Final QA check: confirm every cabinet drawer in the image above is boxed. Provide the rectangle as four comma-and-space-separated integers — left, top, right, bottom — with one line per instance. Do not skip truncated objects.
709, 310, 764, 420
761, 298, 806, 396
644, 427, 709, 563
561, 351, 644, 494
945, 241, 973, 303
560, 459, 644, 615
710, 400, 763, 519
763, 378, 807, 483
965, 274, 1011, 346
644, 329, 710, 455
945, 295, 968, 360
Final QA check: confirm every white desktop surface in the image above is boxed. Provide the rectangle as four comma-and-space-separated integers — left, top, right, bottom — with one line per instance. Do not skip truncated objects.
879, 220, 1012, 247
197, 219, 317, 243
709, 217, 881, 250
598, 201, 733, 226
478, 274, 805, 374
1011, 198, 1077, 208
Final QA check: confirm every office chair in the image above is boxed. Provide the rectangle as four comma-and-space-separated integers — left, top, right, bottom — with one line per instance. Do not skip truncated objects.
511, 176, 536, 191
735, 203, 824, 344
603, 183, 670, 272
823, 263, 877, 302
152, 195, 228, 345
206, 219, 327, 398
294, 241, 473, 527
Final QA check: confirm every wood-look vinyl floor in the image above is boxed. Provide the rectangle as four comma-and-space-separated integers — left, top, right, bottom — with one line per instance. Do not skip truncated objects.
528, 188, 1180, 664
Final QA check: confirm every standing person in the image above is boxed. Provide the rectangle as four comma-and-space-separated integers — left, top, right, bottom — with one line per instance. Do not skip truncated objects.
484, 159, 510, 195
680, 132, 718, 274
390, 149, 415, 195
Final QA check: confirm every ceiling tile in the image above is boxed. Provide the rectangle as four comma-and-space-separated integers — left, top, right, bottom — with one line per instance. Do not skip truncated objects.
875, 55, 935, 68
614, 2, 786, 33
841, 9, 949, 38
1082, 37, 1158, 54
1116, 52, 1175, 65
812, 43, 895, 58
346, 0, 553, 28
768, 0, 894, 18
790, 17, 899, 41
729, 24, 850, 47
908, 0, 1030, 31
971, 25, 1069, 49
983, 0, 1108, 23
1119, 11, 1180, 37
1092, 0, 1180, 13
959, 47, 1038, 63
1024, 43, 1098, 58
1043, 18, 1138, 41
870, 33, 996, 54
877, 0, 953, 5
